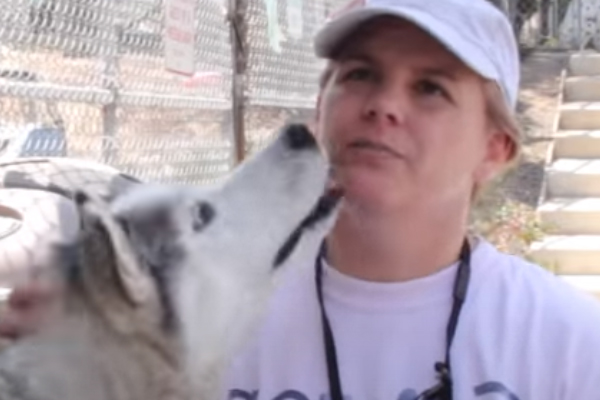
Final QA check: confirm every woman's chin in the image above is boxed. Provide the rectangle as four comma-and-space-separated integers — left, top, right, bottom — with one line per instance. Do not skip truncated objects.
335, 169, 409, 211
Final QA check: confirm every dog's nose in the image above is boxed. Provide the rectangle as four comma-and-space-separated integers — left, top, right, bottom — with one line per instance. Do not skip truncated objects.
284, 124, 317, 150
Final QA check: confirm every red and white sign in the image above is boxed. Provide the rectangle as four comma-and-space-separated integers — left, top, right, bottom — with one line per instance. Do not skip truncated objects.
164, 0, 197, 76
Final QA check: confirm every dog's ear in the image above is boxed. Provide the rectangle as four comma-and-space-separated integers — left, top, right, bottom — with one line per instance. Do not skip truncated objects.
73, 189, 155, 307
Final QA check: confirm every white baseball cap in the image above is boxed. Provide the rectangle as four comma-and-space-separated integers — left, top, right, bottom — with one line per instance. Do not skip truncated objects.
313, 0, 520, 110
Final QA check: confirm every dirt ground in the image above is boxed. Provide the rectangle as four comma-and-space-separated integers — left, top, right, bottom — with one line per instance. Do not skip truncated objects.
471, 50, 569, 259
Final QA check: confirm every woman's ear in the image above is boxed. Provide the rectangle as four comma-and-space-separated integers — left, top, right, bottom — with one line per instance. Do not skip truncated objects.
474, 131, 514, 185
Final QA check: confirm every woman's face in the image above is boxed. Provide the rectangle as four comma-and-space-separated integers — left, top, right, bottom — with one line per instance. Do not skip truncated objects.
316, 17, 512, 214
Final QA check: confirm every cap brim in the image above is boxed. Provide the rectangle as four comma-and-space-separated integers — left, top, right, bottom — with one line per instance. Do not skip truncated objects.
313, 6, 498, 83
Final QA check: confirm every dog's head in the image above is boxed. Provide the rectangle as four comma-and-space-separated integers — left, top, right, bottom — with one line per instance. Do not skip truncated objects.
107, 124, 342, 394
110, 123, 341, 284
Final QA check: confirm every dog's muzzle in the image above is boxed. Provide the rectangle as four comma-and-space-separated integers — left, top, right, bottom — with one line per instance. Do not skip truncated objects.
273, 187, 344, 269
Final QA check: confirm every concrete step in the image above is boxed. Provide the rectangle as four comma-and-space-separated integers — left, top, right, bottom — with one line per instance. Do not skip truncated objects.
559, 275, 600, 300
565, 76, 600, 102
540, 197, 600, 234
569, 53, 600, 76
530, 235, 600, 275
554, 130, 600, 158
560, 102, 600, 130
547, 158, 600, 197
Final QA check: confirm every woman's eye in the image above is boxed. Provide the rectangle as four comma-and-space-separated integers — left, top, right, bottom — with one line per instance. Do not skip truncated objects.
342, 67, 374, 82
415, 79, 448, 97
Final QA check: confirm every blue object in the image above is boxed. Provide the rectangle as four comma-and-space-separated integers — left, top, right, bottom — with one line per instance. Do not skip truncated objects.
0, 124, 67, 158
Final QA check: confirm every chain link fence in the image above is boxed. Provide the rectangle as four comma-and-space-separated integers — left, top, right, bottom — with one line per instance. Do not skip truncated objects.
0, 0, 234, 187
0, 0, 354, 186
488, 0, 600, 52
243, 0, 334, 154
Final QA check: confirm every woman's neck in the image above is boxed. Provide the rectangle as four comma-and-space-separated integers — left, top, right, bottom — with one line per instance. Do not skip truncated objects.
326, 200, 470, 282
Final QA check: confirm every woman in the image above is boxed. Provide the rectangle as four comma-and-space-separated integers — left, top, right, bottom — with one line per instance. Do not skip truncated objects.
4, 0, 600, 399
223, 1, 600, 399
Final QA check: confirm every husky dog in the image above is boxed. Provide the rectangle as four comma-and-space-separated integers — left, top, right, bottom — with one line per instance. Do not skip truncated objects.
0, 124, 342, 400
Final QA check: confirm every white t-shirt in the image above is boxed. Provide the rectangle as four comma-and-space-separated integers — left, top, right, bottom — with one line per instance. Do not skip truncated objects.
222, 237, 600, 400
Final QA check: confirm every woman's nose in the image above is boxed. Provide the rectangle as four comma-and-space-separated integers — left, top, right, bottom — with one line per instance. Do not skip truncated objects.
362, 84, 406, 127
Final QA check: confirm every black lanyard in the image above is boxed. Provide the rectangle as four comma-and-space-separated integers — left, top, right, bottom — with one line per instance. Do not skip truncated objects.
315, 239, 472, 400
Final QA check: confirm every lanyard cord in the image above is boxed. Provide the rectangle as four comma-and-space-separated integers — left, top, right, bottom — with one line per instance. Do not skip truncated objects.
315, 239, 472, 400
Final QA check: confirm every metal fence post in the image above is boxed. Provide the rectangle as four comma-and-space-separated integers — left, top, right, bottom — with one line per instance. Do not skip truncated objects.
101, 23, 121, 165
228, 0, 248, 165
540, 0, 550, 41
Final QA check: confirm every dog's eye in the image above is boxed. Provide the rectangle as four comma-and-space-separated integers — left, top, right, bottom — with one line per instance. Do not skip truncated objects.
192, 201, 215, 232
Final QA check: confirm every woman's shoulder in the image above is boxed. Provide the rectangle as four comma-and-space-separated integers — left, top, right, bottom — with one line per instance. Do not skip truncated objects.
471, 236, 600, 335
